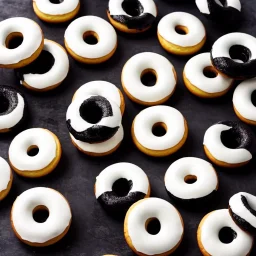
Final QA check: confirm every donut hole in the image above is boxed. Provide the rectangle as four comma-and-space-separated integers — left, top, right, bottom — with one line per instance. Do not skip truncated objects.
141, 69, 157, 87
218, 227, 237, 244
27, 145, 39, 157
152, 122, 167, 137
79, 101, 103, 124
217, 0, 226, 6
5, 32, 23, 49
83, 31, 98, 45
145, 218, 161, 235
49, 0, 64, 3
221, 130, 241, 149
0, 94, 9, 113
122, 0, 143, 17
203, 66, 218, 78
112, 178, 132, 197
175, 25, 189, 35
33, 205, 49, 223
184, 175, 197, 184
229, 45, 251, 63
251, 90, 256, 107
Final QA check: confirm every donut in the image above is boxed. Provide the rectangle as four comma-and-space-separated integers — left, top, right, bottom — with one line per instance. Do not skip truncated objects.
121, 52, 177, 106
132, 106, 188, 157
107, 0, 157, 33
0, 17, 44, 69
124, 198, 184, 256
157, 12, 206, 56
233, 78, 256, 126
229, 192, 256, 235
95, 162, 150, 215
197, 209, 253, 256
33, 0, 80, 23
0, 157, 13, 201
211, 32, 256, 79
9, 128, 62, 178
183, 52, 234, 98
73, 81, 125, 115
203, 121, 255, 168
11, 187, 72, 247
16, 39, 69, 92
165, 157, 218, 205
64, 16, 117, 64
0, 85, 27, 133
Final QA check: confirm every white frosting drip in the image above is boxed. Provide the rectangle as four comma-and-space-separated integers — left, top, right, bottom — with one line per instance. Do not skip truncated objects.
9, 128, 57, 171
233, 78, 256, 121
12, 187, 71, 243
165, 157, 218, 200
0, 157, 11, 193
95, 162, 149, 198
203, 124, 252, 164
200, 209, 253, 256
64, 16, 117, 59
126, 198, 183, 255
133, 106, 185, 151
0, 94, 25, 130
158, 12, 205, 47
34, 0, 79, 15
22, 39, 69, 90
184, 52, 233, 93
0, 17, 42, 65
122, 52, 176, 102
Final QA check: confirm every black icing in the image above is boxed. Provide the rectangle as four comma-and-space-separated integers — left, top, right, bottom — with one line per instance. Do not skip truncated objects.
67, 95, 119, 143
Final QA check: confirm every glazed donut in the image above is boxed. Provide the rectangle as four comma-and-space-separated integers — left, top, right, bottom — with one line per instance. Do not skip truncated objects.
9, 128, 62, 178
95, 162, 150, 215
0, 85, 26, 133
165, 157, 218, 205
203, 121, 255, 168
64, 16, 117, 64
0, 157, 13, 201
0, 17, 44, 69
157, 12, 206, 55
66, 95, 122, 143
124, 198, 184, 256
183, 52, 233, 98
211, 32, 256, 79
16, 39, 69, 92
233, 78, 256, 125
107, 0, 157, 33
33, 0, 80, 23
11, 187, 72, 247
121, 52, 177, 106
132, 106, 188, 157
229, 192, 256, 235
73, 81, 125, 115
197, 209, 253, 256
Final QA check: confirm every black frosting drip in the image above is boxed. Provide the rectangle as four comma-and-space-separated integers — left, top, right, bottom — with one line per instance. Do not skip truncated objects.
241, 195, 256, 217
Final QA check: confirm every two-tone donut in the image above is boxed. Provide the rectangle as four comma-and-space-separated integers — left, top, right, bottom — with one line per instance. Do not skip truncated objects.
0, 157, 13, 201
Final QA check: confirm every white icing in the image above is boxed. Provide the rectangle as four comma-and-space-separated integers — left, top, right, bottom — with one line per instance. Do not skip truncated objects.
203, 124, 252, 164
22, 39, 69, 90
95, 162, 149, 198
71, 125, 124, 154
12, 187, 71, 243
165, 157, 218, 200
233, 78, 256, 121
122, 52, 176, 103
66, 95, 121, 132
0, 17, 42, 65
9, 128, 57, 171
133, 106, 186, 151
64, 16, 117, 59
74, 81, 121, 107
108, 0, 157, 17
200, 209, 253, 256
0, 94, 25, 130
0, 157, 11, 194
126, 197, 183, 255
158, 12, 205, 47
34, 0, 79, 15
184, 52, 233, 93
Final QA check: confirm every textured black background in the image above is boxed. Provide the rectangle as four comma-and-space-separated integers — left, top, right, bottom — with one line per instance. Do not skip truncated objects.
0, 0, 256, 255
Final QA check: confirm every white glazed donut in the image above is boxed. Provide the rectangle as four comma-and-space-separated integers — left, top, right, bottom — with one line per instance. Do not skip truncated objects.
197, 209, 253, 256
0, 157, 13, 200
0, 17, 43, 68
165, 157, 218, 203
16, 39, 69, 91
183, 52, 233, 98
122, 52, 177, 105
124, 197, 184, 256
64, 16, 117, 64
233, 78, 256, 125
132, 106, 188, 157
11, 187, 72, 246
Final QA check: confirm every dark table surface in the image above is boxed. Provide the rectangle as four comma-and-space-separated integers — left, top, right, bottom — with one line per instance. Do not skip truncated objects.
1, 0, 256, 255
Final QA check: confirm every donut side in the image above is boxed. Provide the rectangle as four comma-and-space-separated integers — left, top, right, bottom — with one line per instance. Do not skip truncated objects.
0, 171, 13, 201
